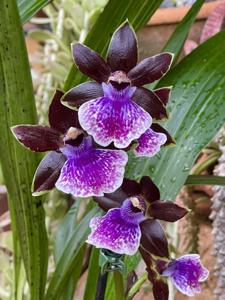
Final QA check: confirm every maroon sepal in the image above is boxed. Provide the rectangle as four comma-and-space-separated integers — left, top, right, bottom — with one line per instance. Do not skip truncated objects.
140, 219, 169, 258
32, 151, 66, 196
152, 280, 169, 300
127, 53, 173, 87
148, 201, 188, 222
72, 43, 111, 83
94, 178, 141, 211
121, 178, 142, 197
132, 87, 168, 120
151, 124, 175, 146
11, 125, 63, 152
140, 176, 160, 203
49, 89, 80, 133
94, 189, 127, 211
154, 87, 171, 106
107, 21, 137, 72
61, 82, 103, 109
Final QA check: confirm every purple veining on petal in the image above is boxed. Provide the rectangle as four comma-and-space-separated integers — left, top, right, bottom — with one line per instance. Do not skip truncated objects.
78, 83, 152, 148
134, 127, 167, 157
87, 198, 145, 255
55, 136, 128, 197
162, 254, 209, 297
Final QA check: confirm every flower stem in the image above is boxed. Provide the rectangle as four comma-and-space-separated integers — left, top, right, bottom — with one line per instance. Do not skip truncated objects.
127, 272, 148, 299
113, 271, 125, 300
95, 272, 108, 300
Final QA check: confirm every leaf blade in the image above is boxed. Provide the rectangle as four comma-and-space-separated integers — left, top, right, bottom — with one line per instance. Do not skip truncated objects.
126, 30, 225, 199
0, 0, 48, 298
17, 0, 51, 24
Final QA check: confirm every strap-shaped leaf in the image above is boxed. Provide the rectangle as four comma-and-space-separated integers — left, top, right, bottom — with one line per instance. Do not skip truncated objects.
45, 207, 101, 300
0, 0, 48, 298
126, 29, 225, 200
17, 0, 51, 24
185, 175, 225, 186
163, 0, 205, 63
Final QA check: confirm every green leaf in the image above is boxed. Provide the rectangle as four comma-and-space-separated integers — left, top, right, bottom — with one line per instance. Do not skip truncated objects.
185, 175, 225, 186
17, 0, 51, 24
0, 0, 48, 299
83, 248, 100, 300
61, 245, 86, 300
163, 0, 204, 63
126, 30, 225, 199
54, 200, 81, 262
54, 200, 84, 300
45, 207, 101, 300
105, 273, 116, 300
63, 0, 164, 91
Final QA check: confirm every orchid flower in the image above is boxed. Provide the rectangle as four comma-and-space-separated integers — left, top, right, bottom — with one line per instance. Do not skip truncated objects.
62, 21, 174, 155
162, 254, 209, 297
11, 90, 127, 197
87, 176, 187, 256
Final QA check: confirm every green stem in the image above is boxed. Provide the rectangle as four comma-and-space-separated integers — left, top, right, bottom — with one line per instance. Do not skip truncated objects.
127, 272, 148, 300
114, 271, 125, 300
191, 152, 220, 175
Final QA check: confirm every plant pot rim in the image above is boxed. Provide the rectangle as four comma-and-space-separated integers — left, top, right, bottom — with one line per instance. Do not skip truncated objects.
148, 0, 225, 25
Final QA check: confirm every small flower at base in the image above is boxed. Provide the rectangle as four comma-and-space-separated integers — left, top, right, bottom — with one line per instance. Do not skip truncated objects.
162, 254, 209, 297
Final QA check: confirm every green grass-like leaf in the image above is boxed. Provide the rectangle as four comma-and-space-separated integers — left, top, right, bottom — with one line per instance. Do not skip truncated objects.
17, 0, 51, 24
126, 30, 225, 199
0, 0, 48, 299
186, 175, 225, 186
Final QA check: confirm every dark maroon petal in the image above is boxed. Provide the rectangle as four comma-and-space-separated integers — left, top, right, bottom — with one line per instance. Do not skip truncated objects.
32, 151, 66, 196
128, 53, 173, 86
152, 280, 169, 300
140, 176, 160, 203
154, 87, 172, 106
132, 87, 168, 120
72, 43, 111, 83
121, 178, 142, 197
94, 189, 128, 211
107, 21, 137, 72
61, 81, 103, 109
49, 90, 80, 133
11, 125, 63, 152
140, 219, 169, 258
148, 201, 188, 222
151, 124, 175, 146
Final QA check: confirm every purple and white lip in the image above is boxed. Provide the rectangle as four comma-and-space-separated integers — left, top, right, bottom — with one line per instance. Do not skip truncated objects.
78, 82, 152, 149
55, 136, 128, 197
87, 197, 146, 255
